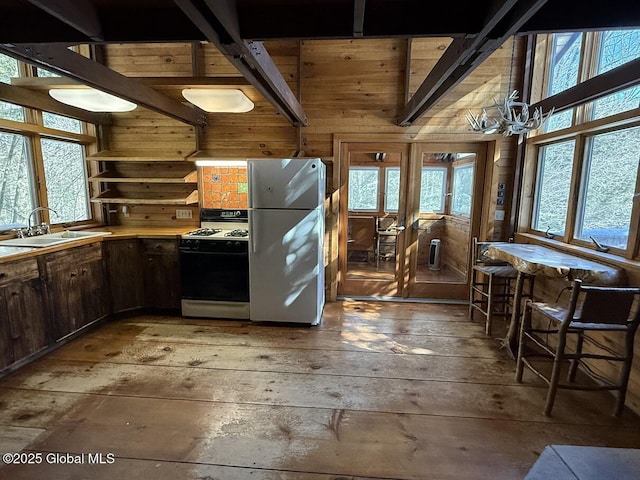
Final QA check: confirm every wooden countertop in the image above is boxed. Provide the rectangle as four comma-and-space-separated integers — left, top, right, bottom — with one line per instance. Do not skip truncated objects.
0, 226, 192, 263
486, 243, 625, 285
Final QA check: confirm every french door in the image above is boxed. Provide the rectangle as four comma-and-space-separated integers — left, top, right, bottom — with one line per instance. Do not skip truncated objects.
337, 141, 486, 300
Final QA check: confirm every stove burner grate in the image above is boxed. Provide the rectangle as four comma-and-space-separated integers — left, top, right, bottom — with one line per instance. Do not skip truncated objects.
225, 229, 249, 238
188, 228, 222, 236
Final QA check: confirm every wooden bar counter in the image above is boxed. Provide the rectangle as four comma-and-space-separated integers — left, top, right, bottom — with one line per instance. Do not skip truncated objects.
486, 243, 625, 358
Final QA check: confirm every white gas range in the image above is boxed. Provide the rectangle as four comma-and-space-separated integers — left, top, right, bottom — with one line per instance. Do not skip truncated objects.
179, 209, 250, 320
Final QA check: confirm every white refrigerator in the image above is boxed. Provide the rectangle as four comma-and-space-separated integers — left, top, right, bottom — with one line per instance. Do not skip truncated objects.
248, 158, 325, 325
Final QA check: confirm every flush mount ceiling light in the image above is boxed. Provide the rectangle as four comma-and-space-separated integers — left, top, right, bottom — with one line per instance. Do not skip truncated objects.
49, 88, 137, 112
466, 90, 554, 136
181, 88, 254, 113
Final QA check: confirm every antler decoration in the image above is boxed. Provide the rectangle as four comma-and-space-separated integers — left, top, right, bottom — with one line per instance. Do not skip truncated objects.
466, 90, 554, 136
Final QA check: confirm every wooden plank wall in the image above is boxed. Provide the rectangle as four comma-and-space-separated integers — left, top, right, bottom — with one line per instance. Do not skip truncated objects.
94, 36, 640, 416
99, 38, 519, 235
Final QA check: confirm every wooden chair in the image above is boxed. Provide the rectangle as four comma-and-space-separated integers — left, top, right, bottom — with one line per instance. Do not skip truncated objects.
375, 216, 401, 268
516, 279, 640, 416
468, 237, 519, 335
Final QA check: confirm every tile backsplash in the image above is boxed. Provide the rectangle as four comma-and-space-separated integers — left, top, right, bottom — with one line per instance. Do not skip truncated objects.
200, 166, 248, 209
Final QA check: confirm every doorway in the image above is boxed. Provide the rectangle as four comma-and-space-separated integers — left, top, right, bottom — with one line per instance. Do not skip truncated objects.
337, 141, 486, 300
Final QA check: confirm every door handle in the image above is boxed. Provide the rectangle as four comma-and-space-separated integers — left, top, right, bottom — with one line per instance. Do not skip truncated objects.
249, 211, 257, 254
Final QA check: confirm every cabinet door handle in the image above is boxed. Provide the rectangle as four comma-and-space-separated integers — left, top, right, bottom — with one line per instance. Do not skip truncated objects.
81, 268, 88, 274
70, 271, 78, 277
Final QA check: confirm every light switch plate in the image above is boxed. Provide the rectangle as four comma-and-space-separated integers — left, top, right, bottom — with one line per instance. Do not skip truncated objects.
176, 209, 192, 219
495, 210, 505, 221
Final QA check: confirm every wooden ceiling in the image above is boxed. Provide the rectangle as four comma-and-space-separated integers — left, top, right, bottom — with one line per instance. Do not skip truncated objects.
0, 0, 639, 127
1, 0, 639, 43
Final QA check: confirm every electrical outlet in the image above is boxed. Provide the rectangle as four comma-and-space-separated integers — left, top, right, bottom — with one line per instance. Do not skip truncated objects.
176, 209, 192, 219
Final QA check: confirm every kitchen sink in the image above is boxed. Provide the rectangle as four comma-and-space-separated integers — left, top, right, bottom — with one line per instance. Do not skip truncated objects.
0, 231, 112, 248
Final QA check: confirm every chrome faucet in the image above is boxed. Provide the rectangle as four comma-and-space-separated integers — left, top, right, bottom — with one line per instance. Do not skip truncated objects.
23, 207, 58, 237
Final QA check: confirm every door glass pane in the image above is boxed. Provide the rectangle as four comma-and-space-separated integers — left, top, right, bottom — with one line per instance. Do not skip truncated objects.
419, 167, 446, 213
415, 153, 473, 285
532, 140, 575, 236
385, 167, 400, 212
348, 167, 379, 211
41, 139, 90, 223
451, 164, 473, 216
574, 126, 640, 249
545, 33, 582, 132
0, 132, 35, 228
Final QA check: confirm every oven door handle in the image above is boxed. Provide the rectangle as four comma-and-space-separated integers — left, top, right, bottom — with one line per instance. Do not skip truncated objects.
179, 250, 248, 257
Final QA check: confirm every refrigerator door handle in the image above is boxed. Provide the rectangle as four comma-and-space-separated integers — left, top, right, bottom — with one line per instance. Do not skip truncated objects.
248, 161, 254, 207
250, 211, 258, 254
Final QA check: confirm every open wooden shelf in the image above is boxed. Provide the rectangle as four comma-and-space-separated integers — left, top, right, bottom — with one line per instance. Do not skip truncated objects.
91, 188, 198, 205
90, 162, 197, 184
87, 151, 199, 207
88, 150, 194, 162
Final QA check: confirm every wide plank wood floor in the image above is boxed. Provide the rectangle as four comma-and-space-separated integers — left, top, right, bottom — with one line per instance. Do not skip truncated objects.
2, 300, 640, 479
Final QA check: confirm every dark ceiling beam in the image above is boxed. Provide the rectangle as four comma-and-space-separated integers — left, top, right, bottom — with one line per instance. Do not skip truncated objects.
397, 0, 549, 126
175, 0, 307, 126
11, 76, 251, 89
353, 0, 366, 37
0, 44, 207, 127
25, 0, 104, 41
531, 57, 640, 114
0, 83, 112, 125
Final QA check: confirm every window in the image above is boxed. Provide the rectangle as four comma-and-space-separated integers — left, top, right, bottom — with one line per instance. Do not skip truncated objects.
42, 113, 83, 133
0, 54, 24, 122
41, 139, 90, 223
450, 164, 473, 216
0, 54, 96, 231
419, 167, 446, 213
348, 167, 379, 211
0, 132, 35, 227
527, 29, 640, 257
532, 140, 575, 235
544, 32, 582, 132
574, 127, 640, 249
591, 30, 640, 120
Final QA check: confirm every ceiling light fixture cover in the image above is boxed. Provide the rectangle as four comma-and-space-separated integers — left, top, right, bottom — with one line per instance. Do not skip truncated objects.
49, 88, 137, 112
182, 88, 254, 113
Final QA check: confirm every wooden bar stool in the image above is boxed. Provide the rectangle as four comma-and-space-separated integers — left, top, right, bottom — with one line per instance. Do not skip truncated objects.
468, 238, 519, 335
516, 279, 640, 416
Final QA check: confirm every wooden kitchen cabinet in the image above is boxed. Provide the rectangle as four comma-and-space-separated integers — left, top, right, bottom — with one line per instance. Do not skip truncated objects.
140, 238, 181, 311
41, 243, 108, 341
0, 258, 48, 371
103, 239, 144, 314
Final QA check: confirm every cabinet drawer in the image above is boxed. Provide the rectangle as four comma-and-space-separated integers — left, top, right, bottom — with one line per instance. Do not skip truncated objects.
140, 239, 177, 254
0, 258, 39, 286
44, 243, 103, 273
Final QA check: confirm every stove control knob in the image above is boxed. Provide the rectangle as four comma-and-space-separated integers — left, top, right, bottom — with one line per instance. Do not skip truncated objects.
234, 241, 241, 247
226, 241, 233, 247
235, 210, 241, 217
